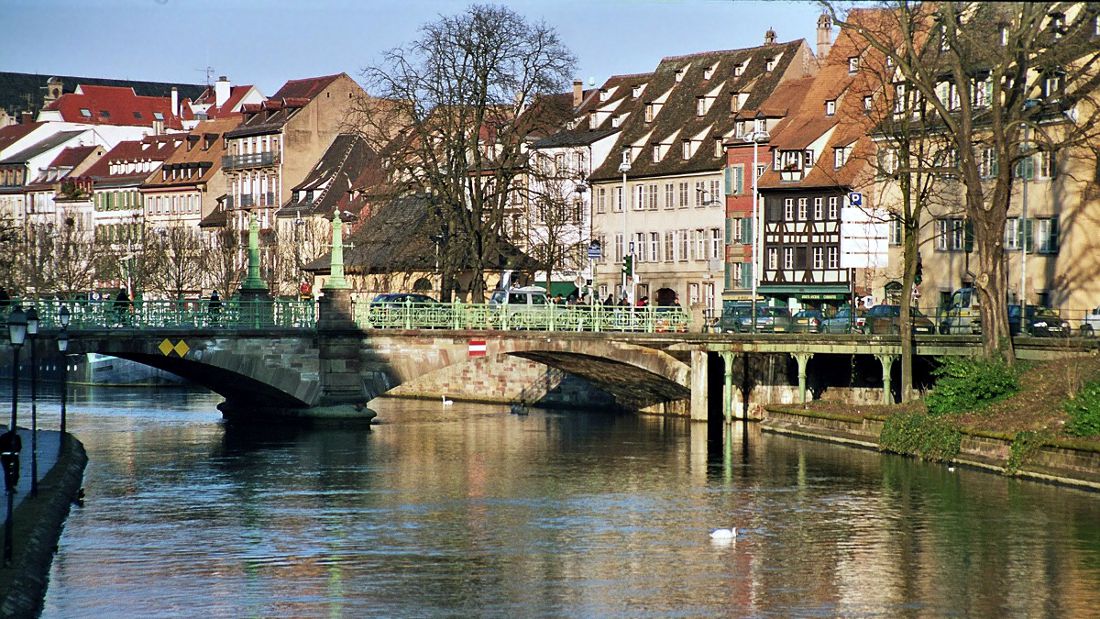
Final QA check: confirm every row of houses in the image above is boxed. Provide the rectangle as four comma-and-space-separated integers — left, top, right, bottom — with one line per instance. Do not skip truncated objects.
2, 5, 1099, 315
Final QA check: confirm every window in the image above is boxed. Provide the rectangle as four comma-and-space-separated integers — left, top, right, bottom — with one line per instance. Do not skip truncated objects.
714, 138, 723, 158
635, 232, 646, 261
652, 144, 660, 162
614, 233, 623, 262
597, 187, 606, 213
599, 89, 609, 102
615, 186, 623, 212
1044, 74, 1063, 98
682, 140, 692, 159
664, 231, 674, 262
735, 120, 746, 137
1001, 26, 1009, 46
755, 118, 766, 133
650, 232, 660, 261
679, 230, 689, 261
979, 147, 998, 177
834, 146, 851, 168
647, 184, 657, 210
734, 63, 745, 77
695, 229, 707, 260
664, 183, 674, 209
1038, 149, 1057, 178
812, 247, 824, 269
889, 217, 902, 246
632, 85, 643, 98
797, 198, 807, 221
783, 247, 794, 269
704, 65, 714, 80
784, 198, 794, 220
697, 97, 706, 116
645, 104, 654, 123
825, 100, 836, 116
634, 185, 645, 211
153, 112, 164, 121
675, 69, 685, 83
730, 92, 741, 113
612, 115, 622, 128
725, 165, 744, 195
767, 247, 778, 269
828, 196, 838, 219
827, 246, 838, 269
710, 228, 722, 259
765, 57, 776, 72
694, 181, 706, 206
1037, 218, 1059, 253
974, 77, 992, 108
709, 180, 720, 204
935, 218, 971, 252
848, 56, 859, 73
80, 108, 91, 118
1005, 217, 1020, 250
554, 153, 565, 174
133, 111, 143, 120
679, 182, 689, 207
804, 149, 815, 168
813, 197, 823, 220
864, 96, 873, 112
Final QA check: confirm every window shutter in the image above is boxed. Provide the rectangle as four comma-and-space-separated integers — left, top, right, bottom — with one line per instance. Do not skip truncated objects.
1049, 218, 1059, 252
1024, 218, 1034, 252
741, 217, 752, 245
741, 262, 752, 288
724, 262, 732, 288
725, 217, 733, 243
724, 166, 733, 195
964, 221, 974, 252
991, 151, 999, 176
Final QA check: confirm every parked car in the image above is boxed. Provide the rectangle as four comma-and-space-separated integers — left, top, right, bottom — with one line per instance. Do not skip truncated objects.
820, 307, 863, 334
488, 286, 549, 306
790, 310, 824, 333
863, 304, 935, 335
370, 293, 438, 307
717, 302, 753, 333
969, 304, 1023, 336
1081, 306, 1100, 337
1024, 307, 1071, 337
755, 307, 792, 333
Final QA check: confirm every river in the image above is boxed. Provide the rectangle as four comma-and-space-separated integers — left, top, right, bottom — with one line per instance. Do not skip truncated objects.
21, 385, 1100, 617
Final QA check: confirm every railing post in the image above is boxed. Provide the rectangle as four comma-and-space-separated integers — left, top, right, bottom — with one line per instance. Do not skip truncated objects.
404, 298, 413, 329
548, 302, 555, 332
453, 299, 462, 330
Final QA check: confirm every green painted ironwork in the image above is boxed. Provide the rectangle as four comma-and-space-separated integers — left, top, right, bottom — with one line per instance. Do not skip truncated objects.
325, 209, 350, 290
10, 298, 316, 330
353, 299, 691, 334
241, 213, 268, 290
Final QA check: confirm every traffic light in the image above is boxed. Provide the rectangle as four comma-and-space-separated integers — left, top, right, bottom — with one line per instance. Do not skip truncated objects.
622, 255, 634, 278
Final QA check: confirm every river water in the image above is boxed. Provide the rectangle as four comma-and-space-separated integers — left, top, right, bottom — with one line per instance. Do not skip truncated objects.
22, 385, 1100, 617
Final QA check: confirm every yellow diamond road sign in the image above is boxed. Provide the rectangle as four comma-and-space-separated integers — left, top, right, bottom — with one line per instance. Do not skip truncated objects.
158, 339, 174, 356
173, 340, 190, 357
158, 339, 190, 357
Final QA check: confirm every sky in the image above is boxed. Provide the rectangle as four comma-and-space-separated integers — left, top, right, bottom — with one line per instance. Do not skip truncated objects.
1, 0, 826, 95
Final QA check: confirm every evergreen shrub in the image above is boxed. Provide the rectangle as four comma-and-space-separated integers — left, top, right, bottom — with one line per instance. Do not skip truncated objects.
925, 356, 1019, 416
1065, 381, 1100, 438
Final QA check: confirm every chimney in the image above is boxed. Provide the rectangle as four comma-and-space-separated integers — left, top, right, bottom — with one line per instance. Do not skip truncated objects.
764, 27, 777, 45
21, 112, 33, 124
817, 13, 833, 60
215, 76, 231, 109
572, 79, 583, 108
171, 87, 179, 117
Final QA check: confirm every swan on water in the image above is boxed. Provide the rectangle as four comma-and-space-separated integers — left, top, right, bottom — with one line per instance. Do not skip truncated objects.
442, 395, 454, 405
709, 527, 737, 540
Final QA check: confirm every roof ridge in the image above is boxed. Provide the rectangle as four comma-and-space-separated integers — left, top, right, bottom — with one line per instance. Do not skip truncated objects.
659, 39, 803, 63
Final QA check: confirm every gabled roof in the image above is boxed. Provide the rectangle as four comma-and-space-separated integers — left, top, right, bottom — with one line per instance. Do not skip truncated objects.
0, 71, 204, 117
531, 127, 620, 149
83, 135, 182, 185
49, 145, 100, 169
275, 134, 377, 218
271, 73, 345, 100
42, 84, 184, 129
191, 84, 255, 117
0, 130, 86, 165
0, 121, 42, 154
141, 116, 241, 189
587, 39, 811, 181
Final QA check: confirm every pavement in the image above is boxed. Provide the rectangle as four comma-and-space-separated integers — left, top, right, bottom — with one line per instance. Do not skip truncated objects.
0, 426, 62, 516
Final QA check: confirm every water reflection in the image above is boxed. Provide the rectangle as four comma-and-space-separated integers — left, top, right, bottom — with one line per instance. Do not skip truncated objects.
25, 385, 1100, 618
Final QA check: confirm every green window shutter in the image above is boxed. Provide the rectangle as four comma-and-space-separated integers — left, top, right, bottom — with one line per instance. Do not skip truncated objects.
964, 220, 974, 252
724, 262, 732, 289
1024, 218, 1034, 252
1048, 218, 1059, 253
725, 217, 733, 243
734, 166, 744, 195
724, 166, 733, 195
741, 217, 752, 245
741, 262, 753, 288
991, 152, 999, 176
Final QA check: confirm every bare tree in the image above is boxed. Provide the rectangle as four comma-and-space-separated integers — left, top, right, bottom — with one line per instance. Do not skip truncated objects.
353, 4, 575, 301
146, 225, 204, 299
49, 213, 103, 297
525, 151, 587, 290
202, 227, 245, 298
829, 2, 1100, 361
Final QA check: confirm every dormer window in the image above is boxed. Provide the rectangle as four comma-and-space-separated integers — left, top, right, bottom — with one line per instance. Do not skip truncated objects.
1044, 73, 1063, 98
80, 108, 91, 118
675, 68, 685, 83
588, 114, 598, 129
735, 120, 747, 137
886, 56, 894, 67
730, 92, 741, 113
599, 89, 609, 102
714, 138, 723, 158
825, 100, 836, 116
734, 63, 745, 77
863, 96, 873, 112
704, 65, 714, 80
652, 144, 660, 163
1001, 26, 1009, 46
153, 112, 164, 121
612, 114, 622, 128
645, 103, 654, 123
834, 145, 852, 168
765, 57, 776, 72
754, 118, 766, 133
697, 97, 706, 116
1049, 11, 1065, 38
848, 56, 859, 73
632, 85, 643, 98
682, 140, 691, 159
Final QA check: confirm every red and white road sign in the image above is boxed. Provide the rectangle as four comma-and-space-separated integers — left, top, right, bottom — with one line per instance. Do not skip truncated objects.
468, 339, 487, 357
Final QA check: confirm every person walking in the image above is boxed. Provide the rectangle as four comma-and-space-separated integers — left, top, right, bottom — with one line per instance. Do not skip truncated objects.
113, 287, 131, 326
0, 430, 21, 493
208, 290, 222, 325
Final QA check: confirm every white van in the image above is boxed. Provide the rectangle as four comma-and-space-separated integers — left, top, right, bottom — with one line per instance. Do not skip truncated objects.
489, 286, 549, 306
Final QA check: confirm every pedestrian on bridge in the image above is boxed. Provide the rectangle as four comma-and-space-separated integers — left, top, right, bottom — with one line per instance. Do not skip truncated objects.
208, 290, 222, 325
113, 287, 131, 327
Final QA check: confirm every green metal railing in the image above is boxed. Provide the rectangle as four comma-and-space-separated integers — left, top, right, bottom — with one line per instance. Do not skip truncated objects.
10, 298, 317, 330
8, 298, 690, 333
353, 300, 692, 333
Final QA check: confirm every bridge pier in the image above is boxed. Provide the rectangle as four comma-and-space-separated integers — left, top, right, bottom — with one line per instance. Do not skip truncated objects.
875, 354, 897, 404
791, 352, 813, 405
690, 350, 708, 421
720, 352, 733, 423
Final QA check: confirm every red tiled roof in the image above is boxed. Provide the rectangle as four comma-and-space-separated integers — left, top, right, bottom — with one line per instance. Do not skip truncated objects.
271, 73, 345, 101
0, 121, 42, 153
43, 84, 183, 129
49, 145, 99, 168
83, 135, 182, 179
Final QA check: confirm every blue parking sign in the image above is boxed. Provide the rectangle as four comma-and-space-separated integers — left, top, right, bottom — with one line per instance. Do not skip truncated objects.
848, 192, 863, 207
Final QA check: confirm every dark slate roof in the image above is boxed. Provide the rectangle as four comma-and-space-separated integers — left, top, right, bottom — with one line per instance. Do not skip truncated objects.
305, 193, 537, 275
531, 127, 619, 149
0, 130, 86, 165
275, 134, 376, 218
0, 71, 204, 117
586, 39, 809, 182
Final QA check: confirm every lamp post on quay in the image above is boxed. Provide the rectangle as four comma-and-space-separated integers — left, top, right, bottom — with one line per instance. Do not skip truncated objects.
58, 305, 71, 436
25, 308, 39, 498
744, 129, 770, 333
618, 149, 633, 305
7, 307, 26, 430
4, 307, 27, 568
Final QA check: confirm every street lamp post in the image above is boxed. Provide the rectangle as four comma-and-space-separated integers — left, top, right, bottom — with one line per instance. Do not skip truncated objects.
4, 307, 26, 568
618, 150, 633, 305
25, 308, 38, 498
745, 130, 771, 332
7, 307, 26, 431
58, 305, 71, 436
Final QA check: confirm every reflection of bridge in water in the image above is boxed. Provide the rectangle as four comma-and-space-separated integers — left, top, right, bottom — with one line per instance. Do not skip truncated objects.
20, 298, 1099, 425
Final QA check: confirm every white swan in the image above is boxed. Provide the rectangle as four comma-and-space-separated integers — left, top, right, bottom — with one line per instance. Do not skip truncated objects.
709, 527, 737, 540
441, 395, 454, 406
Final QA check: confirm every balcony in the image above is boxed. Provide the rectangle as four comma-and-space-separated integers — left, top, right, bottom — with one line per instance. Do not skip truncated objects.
222, 151, 279, 171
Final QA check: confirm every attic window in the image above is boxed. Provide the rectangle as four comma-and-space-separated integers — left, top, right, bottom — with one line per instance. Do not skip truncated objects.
588, 114, 598, 129
848, 56, 859, 73
704, 65, 714, 80
599, 89, 609, 102
834, 145, 852, 168
675, 68, 685, 83
79, 108, 91, 118
652, 144, 660, 163
632, 85, 642, 98
697, 97, 706, 116
99, 110, 110, 118
133, 112, 143, 119
153, 112, 164, 121
1049, 11, 1066, 38
645, 103, 654, 123
730, 92, 741, 113
612, 114, 622, 128
1001, 26, 1009, 46
682, 140, 692, 159
825, 100, 836, 116
765, 57, 776, 72
863, 96, 873, 112
734, 63, 745, 77
714, 138, 723, 158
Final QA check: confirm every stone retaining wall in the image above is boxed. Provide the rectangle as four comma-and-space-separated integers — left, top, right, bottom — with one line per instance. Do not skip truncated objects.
0, 436, 88, 618
762, 408, 1100, 491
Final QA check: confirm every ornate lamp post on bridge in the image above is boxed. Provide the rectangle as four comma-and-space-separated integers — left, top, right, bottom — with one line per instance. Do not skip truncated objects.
7, 307, 26, 431
618, 150, 633, 305
25, 308, 39, 497
4, 306, 27, 567
58, 305, 71, 436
